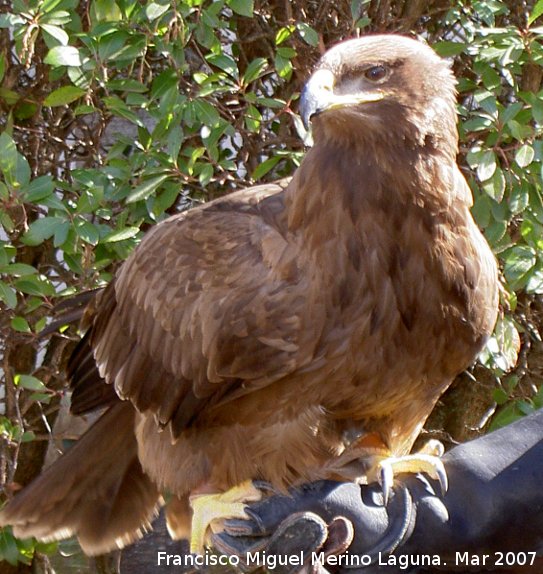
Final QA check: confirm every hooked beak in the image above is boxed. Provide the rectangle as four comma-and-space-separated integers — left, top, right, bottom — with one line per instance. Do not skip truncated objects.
299, 68, 385, 130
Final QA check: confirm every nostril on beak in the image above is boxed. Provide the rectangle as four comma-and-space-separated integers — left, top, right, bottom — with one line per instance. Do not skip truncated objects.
299, 69, 336, 131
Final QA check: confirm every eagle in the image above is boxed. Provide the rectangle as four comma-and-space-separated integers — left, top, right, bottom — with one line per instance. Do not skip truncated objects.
0, 35, 498, 555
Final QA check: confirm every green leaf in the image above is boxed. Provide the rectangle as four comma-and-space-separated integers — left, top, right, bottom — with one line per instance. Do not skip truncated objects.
42, 195, 68, 214
35, 317, 48, 333
198, 163, 213, 186
245, 104, 262, 132
433, 41, 467, 57
151, 69, 179, 99
0, 245, 16, 262
255, 96, 285, 109
0, 282, 17, 309
11, 317, 31, 333
43, 86, 86, 108
151, 184, 179, 217
242, 58, 268, 86
34, 539, 58, 555
44, 86, 86, 107
500, 101, 523, 125
23, 176, 55, 203
277, 46, 296, 58
91, 0, 122, 22
15, 276, 55, 297
192, 100, 221, 127
101, 227, 140, 243
103, 96, 144, 127
0, 54, 5, 84
53, 221, 70, 247
473, 91, 498, 117
98, 31, 132, 62
0, 14, 24, 28
489, 402, 525, 431
275, 53, 293, 79
517, 399, 536, 416
508, 119, 532, 141
228, 0, 253, 17
0, 263, 37, 276
40, 23, 69, 46
42, 10, 72, 26
0, 132, 31, 188
509, 183, 529, 214
166, 127, 183, 162
481, 168, 506, 202
146, 2, 170, 21
529, 0, 543, 24
21, 430, 37, 442
484, 220, 507, 246
492, 387, 509, 405
15, 374, 46, 391
74, 219, 99, 245
353, 16, 371, 28
22, 216, 64, 246
252, 156, 281, 180
296, 23, 319, 47
275, 26, 293, 45
207, 53, 239, 80
526, 267, 543, 294
480, 316, 521, 373
126, 174, 171, 203
0, 211, 14, 233
14, 101, 37, 121
74, 105, 97, 116
481, 65, 501, 90
107, 79, 148, 93
26, 297, 45, 314
533, 384, 543, 409
477, 150, 497, 181
515, 144, 535, 168
0, 528, 20, 566
44, 46, 82, 67
503, 245, 537, 288
76, 187, 104, 213
350, 0, 365, 20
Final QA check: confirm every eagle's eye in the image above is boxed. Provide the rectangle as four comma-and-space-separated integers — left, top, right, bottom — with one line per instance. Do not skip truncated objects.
364, 65, 388, 82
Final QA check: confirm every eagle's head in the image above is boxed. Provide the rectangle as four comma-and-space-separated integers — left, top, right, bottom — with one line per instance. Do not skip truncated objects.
300, 35, 458, 158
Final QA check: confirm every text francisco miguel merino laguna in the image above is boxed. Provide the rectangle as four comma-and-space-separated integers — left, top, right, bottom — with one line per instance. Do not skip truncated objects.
157, 550, 448, 570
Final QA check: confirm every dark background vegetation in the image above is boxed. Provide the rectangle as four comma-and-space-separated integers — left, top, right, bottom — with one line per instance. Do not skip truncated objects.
1, 0, 543, 571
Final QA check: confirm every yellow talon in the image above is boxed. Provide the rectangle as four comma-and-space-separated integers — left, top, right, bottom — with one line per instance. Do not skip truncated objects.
375, 440, 448, 505
189, 480, 262, 554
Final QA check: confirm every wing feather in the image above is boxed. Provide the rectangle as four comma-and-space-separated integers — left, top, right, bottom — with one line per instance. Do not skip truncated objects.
70, 182, 323, 437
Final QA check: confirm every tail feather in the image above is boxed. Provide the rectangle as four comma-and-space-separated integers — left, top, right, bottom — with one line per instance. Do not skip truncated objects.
0, 402, 161, 555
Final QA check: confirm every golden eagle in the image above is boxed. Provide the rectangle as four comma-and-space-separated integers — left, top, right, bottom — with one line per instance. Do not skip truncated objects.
0, 35, 498, 555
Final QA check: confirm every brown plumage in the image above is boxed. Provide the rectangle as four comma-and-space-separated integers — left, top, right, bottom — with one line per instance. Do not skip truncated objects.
0, 35, 498, 554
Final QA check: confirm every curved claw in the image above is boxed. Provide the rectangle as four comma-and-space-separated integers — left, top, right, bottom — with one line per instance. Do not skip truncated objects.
377, 451, 448, 505
379, 461, 395, 506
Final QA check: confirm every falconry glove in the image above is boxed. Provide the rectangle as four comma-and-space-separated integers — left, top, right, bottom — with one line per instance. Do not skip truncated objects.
213, 410, 543, 574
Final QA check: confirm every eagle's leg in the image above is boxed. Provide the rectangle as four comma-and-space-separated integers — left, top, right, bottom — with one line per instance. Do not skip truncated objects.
189, 480, 262, 554
366, 439, 448, 505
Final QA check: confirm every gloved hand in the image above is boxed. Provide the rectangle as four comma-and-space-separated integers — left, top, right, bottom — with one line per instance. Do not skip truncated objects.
212, 410, 543, 574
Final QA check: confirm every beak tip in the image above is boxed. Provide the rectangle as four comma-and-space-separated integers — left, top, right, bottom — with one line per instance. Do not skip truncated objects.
299, 86, 314, 131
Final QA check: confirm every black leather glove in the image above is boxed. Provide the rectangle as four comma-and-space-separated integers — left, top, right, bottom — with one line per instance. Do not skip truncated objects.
213, 410, 543, 574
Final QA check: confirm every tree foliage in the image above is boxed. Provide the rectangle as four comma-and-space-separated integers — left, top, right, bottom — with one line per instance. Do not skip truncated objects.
1, 0, 543, 569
